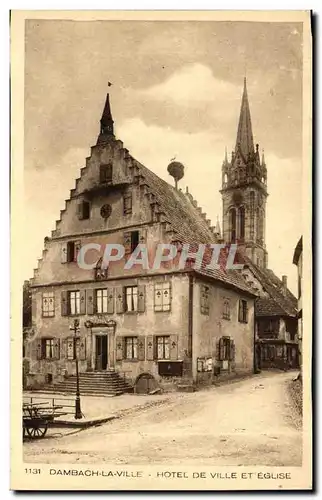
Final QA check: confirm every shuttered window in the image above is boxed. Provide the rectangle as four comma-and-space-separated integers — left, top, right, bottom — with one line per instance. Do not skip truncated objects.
125, 337, 138, 359
154, 282, 171, 312
40, 338, 59, 360
125, 286, 138, 312
156, 336, 170, 360
218, 337, 235, 362
67, 337, 80, 360
69, 291, 80, 315
42, 292, 55, 317
96, 289, 108, 314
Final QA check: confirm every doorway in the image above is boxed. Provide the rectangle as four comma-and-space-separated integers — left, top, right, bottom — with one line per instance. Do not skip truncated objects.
95, 335, 108, 370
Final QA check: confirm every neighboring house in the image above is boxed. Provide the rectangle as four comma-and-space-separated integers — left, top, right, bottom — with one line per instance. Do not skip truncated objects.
25, 94, 256, 394
219, 78, 299, 370
293, 236, 303, 371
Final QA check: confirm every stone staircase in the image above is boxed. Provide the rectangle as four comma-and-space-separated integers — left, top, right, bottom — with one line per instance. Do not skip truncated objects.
37, 371, 133, 397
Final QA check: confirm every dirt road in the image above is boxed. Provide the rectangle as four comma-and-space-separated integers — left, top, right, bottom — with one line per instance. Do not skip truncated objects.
24, 371, 302, 466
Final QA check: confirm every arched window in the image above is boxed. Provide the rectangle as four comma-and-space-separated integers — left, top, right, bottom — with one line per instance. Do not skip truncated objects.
239, 206, 245, 240
229, 208, 237, 243
223, 173, 228, 184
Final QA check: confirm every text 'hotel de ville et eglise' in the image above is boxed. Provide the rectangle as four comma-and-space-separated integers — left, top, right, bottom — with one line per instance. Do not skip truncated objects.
23, 79, 299, 395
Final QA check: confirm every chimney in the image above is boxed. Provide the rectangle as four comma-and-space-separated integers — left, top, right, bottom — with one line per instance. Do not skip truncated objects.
282, 275, 288, 292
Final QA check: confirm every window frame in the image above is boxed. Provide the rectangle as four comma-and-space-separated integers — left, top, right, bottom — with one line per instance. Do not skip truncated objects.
124, 285, 138, 313
42, 338, 55, 360
42, 292, 55, 318
96, 288, 108, 314
99, 163, 113, 184
66, 336, 81, 361
68, 290, 81, 316
222, 298, 231, 320
238, 299, 248, 323
154, 282, 171, 312
200, 285, 210, 315
156, 335, 170, 360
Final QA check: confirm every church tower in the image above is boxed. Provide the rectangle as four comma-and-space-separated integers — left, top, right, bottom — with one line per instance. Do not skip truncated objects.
220, 78, 268, 268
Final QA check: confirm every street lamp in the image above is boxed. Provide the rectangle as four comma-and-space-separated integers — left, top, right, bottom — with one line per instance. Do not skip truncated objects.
69, 319, 83, 419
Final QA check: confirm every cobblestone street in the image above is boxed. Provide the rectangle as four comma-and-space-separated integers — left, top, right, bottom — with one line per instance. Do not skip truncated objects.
24, 371, 302, 466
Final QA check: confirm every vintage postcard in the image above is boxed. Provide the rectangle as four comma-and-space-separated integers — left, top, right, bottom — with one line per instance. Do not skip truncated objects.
11, 10, 312, 491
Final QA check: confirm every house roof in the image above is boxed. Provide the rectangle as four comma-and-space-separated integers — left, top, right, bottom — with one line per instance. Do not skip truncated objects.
243, 257, 298, 317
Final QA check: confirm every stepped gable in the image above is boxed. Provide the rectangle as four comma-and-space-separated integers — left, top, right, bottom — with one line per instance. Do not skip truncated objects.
243, 257, 297, 317
135, 161, 217, 244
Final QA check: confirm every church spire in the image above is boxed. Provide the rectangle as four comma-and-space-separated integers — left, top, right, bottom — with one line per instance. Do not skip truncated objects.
97, 93, 114, 144
235, 78, 254, 158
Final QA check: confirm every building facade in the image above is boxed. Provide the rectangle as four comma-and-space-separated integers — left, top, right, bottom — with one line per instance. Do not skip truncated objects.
220, 79, 299, 370
24, 94, 256, 393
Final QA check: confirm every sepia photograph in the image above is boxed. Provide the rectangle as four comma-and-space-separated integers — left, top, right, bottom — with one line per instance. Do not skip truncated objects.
11, 10, 312, 490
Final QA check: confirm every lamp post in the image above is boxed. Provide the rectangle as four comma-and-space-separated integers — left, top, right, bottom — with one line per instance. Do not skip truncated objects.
70, 319, 82, 419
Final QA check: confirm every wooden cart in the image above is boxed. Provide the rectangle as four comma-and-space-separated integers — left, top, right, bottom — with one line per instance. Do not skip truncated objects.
23, 400, 68, 439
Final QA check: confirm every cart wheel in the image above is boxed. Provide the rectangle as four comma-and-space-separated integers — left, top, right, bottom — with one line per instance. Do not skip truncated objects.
26, 423, 48, 439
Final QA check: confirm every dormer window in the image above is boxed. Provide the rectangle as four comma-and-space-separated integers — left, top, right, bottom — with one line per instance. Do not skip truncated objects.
100, 164, 113, 184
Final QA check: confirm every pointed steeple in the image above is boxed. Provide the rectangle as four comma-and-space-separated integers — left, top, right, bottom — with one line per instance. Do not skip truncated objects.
97, 93, 114, 144
235, 78, 254, 158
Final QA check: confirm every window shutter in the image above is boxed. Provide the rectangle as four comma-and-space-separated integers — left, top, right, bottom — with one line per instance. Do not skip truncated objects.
61, 243, 68, 264
53, 339, 60, 360
79, 338, 86, 360
61, 291, 68, 316
154, 285, 163, 311
137, 337, 145, 361
74, 240, 81, 262
87, 289, 95, 315
36, 340, 42, 360
80, 290, 86, 315
124, 232, 132, 255
107, 289, 114, 314
163, 283, 171, 311
137, 285, 145, 312
146, 335, 155, 361
170, 334, 178, 360
116, 337, 125, 361
229, 340, 235, 361
219, 337, 225, 361
62, 338, 68, 359
116, 287, 125, 314
245, 302, 249, 323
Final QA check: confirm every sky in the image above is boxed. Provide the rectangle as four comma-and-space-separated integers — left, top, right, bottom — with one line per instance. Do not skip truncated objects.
24, 19, 303, 294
